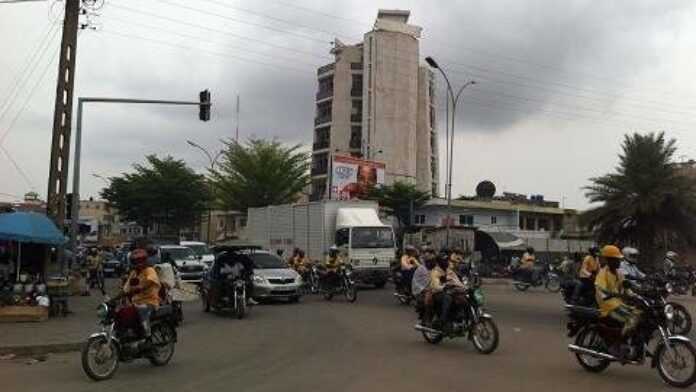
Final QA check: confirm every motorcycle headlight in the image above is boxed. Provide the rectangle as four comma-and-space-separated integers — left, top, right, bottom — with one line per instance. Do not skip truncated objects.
664, 304, 675, 320
96, 303, 109, 320
473, 289, 485, 306
252, 275, 265, 284
665, 283, 674, 294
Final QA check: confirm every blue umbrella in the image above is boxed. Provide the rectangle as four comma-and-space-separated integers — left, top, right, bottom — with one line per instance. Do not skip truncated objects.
0, 212, 67, 281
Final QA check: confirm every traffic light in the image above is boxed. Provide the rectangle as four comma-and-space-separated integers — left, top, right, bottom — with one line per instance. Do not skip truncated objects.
66, 193, 73, 220
199, 89, 211, 121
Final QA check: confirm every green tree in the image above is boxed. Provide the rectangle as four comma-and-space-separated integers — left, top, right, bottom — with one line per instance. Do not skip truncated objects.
582, 132, 696, 261
100, 155, 210, 235
367, 181, 431, 246
211, 138, 311, 211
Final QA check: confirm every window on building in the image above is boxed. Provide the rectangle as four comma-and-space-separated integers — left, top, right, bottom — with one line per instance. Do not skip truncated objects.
318, 76, 333, 94
459, 215, 474, 226
538, 218, 549, 231
491, 216, 497, 224
350, 126, 362, 149
414, 214, 426, 225
351, 74, 363, 95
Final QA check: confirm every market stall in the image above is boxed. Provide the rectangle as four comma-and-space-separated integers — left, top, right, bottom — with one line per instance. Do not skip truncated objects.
0, 212, 67, 322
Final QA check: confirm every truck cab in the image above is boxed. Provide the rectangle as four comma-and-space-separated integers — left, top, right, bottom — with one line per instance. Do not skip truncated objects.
335, 208, 395, 287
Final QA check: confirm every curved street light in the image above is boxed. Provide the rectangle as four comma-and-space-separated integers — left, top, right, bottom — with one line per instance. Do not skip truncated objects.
187, 140, 224, 245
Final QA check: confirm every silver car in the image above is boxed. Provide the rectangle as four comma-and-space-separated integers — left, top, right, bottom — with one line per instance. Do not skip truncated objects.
245, 251, 302, 302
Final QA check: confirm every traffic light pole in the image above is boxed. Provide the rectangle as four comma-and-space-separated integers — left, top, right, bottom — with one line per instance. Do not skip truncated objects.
70, 96, 211, 252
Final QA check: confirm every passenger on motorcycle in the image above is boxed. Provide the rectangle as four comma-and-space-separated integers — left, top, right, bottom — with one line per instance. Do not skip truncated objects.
517, 247, 536, 282
619, 247, 645, 281
123, 249, 161, 339
400, 245, 420, 293
412, 250, 438, 326
449, 248, 465, 271
573, 246, 600, 303
664, 251, 679, 276
430, 255, 453, 330
218, 251, 257, 305
321, 245, 344, 290
595, 245, 641, 337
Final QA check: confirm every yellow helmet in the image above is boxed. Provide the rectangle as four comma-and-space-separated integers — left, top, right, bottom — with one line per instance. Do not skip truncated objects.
601, 245, 623, 259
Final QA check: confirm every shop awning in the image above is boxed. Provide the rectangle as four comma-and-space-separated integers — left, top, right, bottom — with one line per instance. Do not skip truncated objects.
482, 230, 525, 249
0, 212, 67, 245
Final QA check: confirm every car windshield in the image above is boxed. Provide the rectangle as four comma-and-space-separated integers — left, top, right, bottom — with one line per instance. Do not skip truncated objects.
249, 253, 287, 269
163, 248, 196, 261
186, 244, 211, 256
351, 227, 395, 249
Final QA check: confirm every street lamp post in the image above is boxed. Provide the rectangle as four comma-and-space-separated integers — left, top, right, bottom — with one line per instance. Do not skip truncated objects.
187, 140, 223, 245
425, 56, 475, 248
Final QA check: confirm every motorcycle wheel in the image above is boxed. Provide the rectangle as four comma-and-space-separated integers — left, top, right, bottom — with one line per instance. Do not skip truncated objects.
656, 340, 696, 388
514, 282, 530, 292
201, 290, 210, 313
545, 276, 561, 293
574, 327, 610, 373
81, 336, 119, 381
236, 294, 247, 319
345, 281, 357, 303
669, 302, 693, 335
148, 324, 176, 366
471, 318, 499, 354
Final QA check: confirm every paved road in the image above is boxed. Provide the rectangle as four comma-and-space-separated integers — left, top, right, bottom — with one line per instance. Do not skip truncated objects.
1, 284, 691, 392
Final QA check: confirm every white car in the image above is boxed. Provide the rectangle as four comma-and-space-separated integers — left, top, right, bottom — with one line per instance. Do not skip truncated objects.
158, 245, 207, 283
180, 241, 215, 267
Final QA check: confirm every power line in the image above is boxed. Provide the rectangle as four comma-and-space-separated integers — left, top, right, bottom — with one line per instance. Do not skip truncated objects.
0, 145, 35, 190
109, 3, 332, 60
0, 23, 60, 124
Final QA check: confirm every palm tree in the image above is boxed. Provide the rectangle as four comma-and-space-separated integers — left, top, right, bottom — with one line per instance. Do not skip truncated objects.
211, 138, 311, 212
582, 132, 696, 262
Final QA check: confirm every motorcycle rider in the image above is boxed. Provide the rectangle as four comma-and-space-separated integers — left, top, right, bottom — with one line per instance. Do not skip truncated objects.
620, 247, 645, 281
430, 253, 453, 330
400, 245, 420, 293
218, 250, 258, 305
321, 245, 344, 291
123, 249, 161, 340
664, 251, 679, 276
573, 246, 600, 303
518, 247, 536, 282
595, 245, 641, 337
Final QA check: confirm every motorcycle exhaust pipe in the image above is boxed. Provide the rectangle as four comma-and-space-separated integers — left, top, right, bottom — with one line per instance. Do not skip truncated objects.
568, 344, 617, 361
414, 324, 442, 335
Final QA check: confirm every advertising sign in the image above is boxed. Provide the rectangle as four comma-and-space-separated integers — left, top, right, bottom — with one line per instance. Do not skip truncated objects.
330, 155, 386, 200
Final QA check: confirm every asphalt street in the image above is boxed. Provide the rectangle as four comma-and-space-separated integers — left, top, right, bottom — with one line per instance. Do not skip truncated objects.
1, 284, 691, 392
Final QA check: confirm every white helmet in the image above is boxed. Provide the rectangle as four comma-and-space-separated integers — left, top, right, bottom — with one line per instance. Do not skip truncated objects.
622, 247, 639, 263
666, 251, 679, 261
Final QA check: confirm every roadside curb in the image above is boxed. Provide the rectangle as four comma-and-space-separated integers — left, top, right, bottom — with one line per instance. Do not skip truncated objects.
0, 342, 82, 357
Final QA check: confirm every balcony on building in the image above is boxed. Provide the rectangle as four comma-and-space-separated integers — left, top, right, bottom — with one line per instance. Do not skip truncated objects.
350, 113, 362, 123
316, 88, 333, 101
313, 139, 330, 151
311, 165, 328, 176
349, 137, 362, 149
317, 63, 335, 76
350, 62, 363, 70
315, 115, 332, 126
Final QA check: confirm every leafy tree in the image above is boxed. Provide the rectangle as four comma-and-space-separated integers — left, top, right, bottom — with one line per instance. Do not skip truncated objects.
211, 138, 311, 211
367, 181, 430, 246
582, 132, 696, 262
100, 155, 210, 234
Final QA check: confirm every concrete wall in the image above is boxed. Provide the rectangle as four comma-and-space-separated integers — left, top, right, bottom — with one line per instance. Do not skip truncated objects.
330, 45, 363, 154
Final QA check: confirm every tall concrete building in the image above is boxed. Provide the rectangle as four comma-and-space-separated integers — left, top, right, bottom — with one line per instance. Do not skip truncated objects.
310, 9, 438, 200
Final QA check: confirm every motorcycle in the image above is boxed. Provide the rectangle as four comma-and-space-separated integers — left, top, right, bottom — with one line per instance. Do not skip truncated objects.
414, 285, 499, 354
632, 277, 692, 336
391, 262, 415, 306
300, 264, 320, 295
201, 275, 249, 319
666, 267, 695, 297
322, 264, 357, 302
81, 295, 178, 381
512, 262, 561, 292
566, 283, 696, 388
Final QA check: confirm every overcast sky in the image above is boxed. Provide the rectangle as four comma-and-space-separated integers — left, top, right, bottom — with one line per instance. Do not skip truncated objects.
1, 0, 695, 210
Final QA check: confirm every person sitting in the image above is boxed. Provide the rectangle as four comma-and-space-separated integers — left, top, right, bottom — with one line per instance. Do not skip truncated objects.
412, 250, 438, 326
449, 248, 465, 272
619, 247, 645, 281
123, 249, 161, 340
573, 246, 600, 304
516, 247, 536, 282
321, 245, 343, 291
595, 245, 641, 337
400, 245, 420, 294
429, 254, 453, 330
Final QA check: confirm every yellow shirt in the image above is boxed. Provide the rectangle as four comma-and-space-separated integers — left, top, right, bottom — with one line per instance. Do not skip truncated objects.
292, 256, 309, 271
124, 267, 161, 308
595, 267, 624, 317
325, 255, 343, 271
580, 255, 599, 278
400, 255, 420, 270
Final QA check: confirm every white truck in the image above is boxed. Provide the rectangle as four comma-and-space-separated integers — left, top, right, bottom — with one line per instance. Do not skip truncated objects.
247, 200, 395, 287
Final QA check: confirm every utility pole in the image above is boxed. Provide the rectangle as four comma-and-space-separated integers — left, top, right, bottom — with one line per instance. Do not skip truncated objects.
46, 0, 80, 227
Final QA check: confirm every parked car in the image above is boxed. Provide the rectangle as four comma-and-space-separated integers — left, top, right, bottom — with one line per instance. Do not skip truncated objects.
158, 245, 207, 283
180, 241, 215, 267
211, 244, 302, 302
